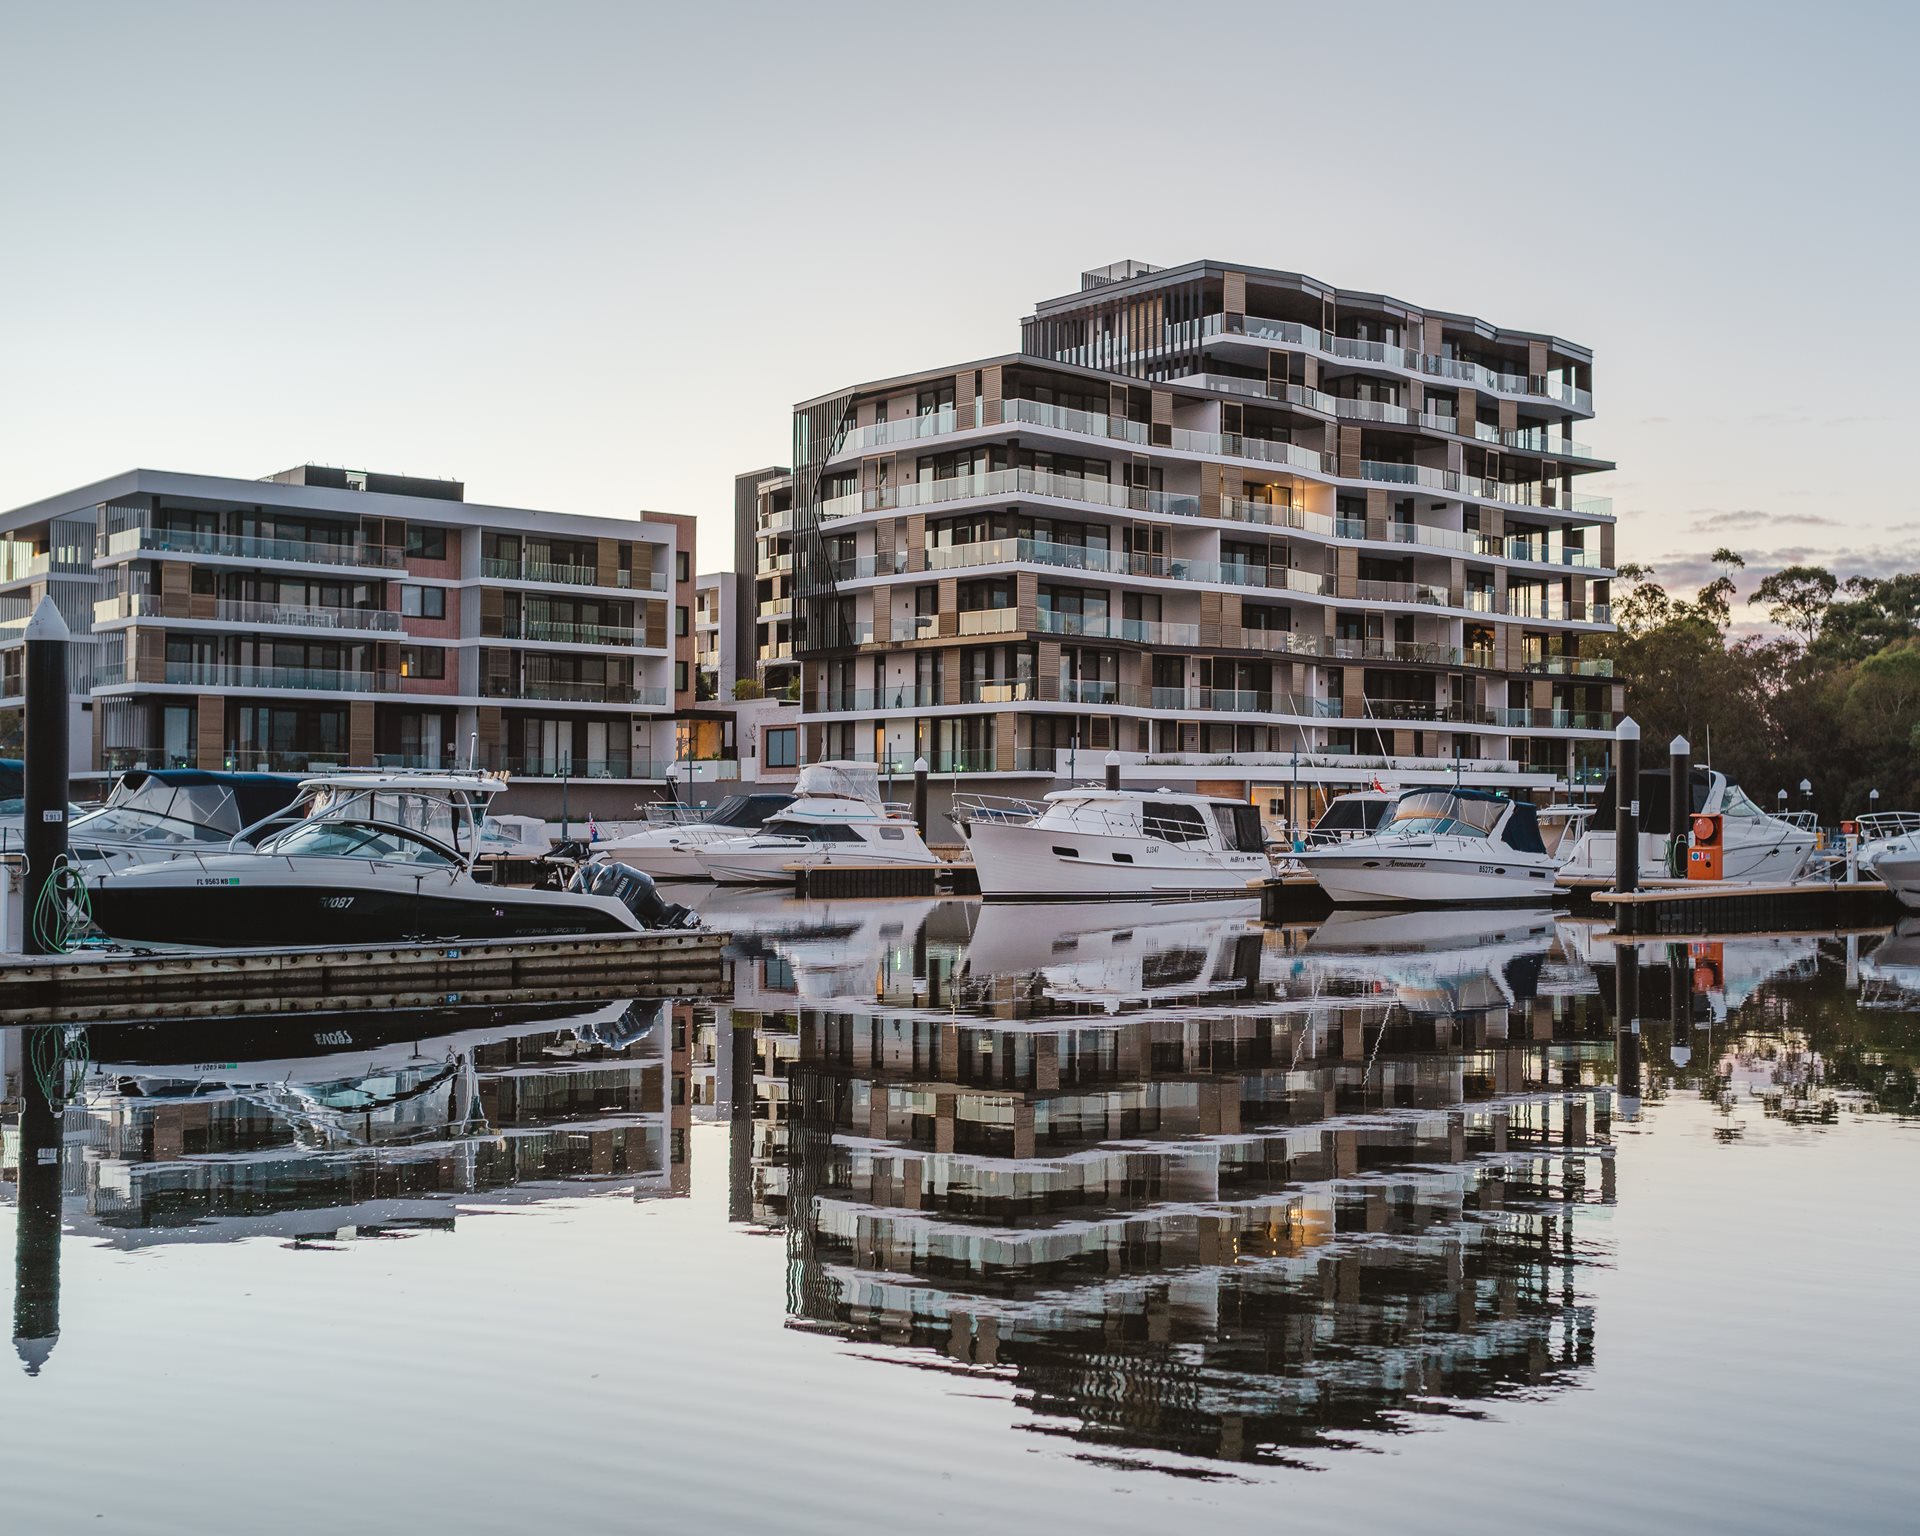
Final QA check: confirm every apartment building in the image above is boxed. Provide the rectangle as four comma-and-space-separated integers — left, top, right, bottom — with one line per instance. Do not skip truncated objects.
787, 259, 1620, 813
693, 571, 744, 702
744, 466, 799, 698
0, 464, 695, 810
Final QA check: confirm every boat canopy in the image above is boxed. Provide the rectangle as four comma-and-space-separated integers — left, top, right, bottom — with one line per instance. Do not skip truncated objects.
1499, 801, 1547, 854
793, 761, 882, 805
1592, 767, 1713, 834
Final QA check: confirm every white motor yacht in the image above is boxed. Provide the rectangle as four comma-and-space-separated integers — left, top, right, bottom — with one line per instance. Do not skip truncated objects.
954, 786, 1271, 900
1869, 835, 1920, 909
696, 763, 935, 886
1295, 787, 1560, 905
1854, 812, 1920, 878
592, 792, 795, 879
48, 768, 305, 868
1558, 766, 1815, 884
85, 771, 699, 946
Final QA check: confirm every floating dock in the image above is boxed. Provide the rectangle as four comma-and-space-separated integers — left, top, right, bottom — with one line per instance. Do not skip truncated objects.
0, 929, 727, 1024
791, 862, 981, 899
1594, 879, 1903, 935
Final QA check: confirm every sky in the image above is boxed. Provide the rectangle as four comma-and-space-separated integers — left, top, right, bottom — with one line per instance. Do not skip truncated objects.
2, 0, 1914, 613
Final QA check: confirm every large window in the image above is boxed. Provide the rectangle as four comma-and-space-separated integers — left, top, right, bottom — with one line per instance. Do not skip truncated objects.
399, 647, 446, 680
766, 727, 798, 768
405, 525, 447, 560
401, 585, 446, 619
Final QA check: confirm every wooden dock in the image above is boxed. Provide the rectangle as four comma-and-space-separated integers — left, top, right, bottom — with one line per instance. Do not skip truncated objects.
791, 862, 980, 899
0, 929, 727, 1024
1594, 879, 1902, 935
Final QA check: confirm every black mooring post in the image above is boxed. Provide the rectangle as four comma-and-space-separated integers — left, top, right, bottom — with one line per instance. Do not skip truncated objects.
13, 1027, 64, 1375
1104, 751, 1121, 792
1613, 716, 1641, 897
1668, 735, 1691, 879
912, 755, 929, 840
1668, 940, 1693, 1069
1614, 941, 1642, 1117
23, 597, 70, 956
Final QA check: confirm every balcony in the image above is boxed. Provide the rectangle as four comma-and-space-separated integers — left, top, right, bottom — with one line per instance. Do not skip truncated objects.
1325, 637, 1464, 665
1351, 578, 1453, 607
818, 467, 1201, 523
500, 755, 656, 779
95, 593, 406, 632
889, 614, 939, 643
1524, 655, 1616, 678
1034, 611, 1201, 646
105, 526, 404, 570
495, 618, 651, 647
956, 608, 1019, 637
816, 687, 940, 712
832, 406, 960, 457
488, 677, 669, 706
98, 661, 401, 693
483, 558, 667, 591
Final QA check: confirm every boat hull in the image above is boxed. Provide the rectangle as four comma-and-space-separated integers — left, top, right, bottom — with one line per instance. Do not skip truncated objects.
696, 844, 938, 886
88, 861, 643, 947
1296, 847, 1559, 906
1873, 852, 1920, 910
965, 819, 1268, 901
1560, 828, 1814, 884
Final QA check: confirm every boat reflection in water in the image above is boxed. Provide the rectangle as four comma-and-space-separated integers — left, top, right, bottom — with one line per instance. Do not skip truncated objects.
4, 998, 689, 1267
747, 899, 1621, 1467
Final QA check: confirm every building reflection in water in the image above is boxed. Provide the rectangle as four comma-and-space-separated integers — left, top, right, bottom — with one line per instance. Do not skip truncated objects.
733, 898, 1621, 1466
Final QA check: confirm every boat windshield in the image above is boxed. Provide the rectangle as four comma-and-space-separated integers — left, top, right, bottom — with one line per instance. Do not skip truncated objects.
74, 780, 247, 844
1380, 791, 1505, 838
761, 817, 863, 843
299, 787, 476, 858
259, 819, 457, 864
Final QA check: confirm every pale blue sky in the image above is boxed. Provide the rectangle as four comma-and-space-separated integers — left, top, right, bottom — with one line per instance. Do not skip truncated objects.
2, 0, 1913, 603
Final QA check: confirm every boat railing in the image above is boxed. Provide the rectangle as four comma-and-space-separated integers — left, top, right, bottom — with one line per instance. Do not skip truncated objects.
950, 792, 1048, 829
1856, 811, 1920, 842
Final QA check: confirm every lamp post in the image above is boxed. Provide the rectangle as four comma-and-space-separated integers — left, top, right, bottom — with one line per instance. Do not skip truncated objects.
1799, 778, 1813, 817
1777, 789, 1788, 816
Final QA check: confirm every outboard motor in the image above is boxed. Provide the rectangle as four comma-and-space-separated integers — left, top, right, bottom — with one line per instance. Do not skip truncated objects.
569, 861, 701, 930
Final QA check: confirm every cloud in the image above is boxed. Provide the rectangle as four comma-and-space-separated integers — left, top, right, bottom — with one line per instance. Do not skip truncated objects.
1635, 543, 1920, 604
1690, 508, 1842, 532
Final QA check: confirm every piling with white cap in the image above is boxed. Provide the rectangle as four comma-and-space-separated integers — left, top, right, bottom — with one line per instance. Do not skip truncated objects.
1613, 716, 1641, 896
22, 596, 70, 956
1668, 735, 1691, 878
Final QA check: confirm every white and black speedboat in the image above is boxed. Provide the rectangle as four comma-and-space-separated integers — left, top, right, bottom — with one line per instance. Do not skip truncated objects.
85, 772, 699, 947
1558, 765, 1815, 884
954, 786, 1270, 900
1295, 787, 1560, 905
592, 792, 795, 880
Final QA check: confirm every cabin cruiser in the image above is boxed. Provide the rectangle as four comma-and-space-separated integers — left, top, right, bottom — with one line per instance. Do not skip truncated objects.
954, 787, 1270, 900
1294, 787, 1560, 905
1853, 813, 1920, 878
60, 768, 305, 868
696, 763, 934, 886
592, 792, 795, 879
85, 771, 698, 947
1558, 766, 1816, 884
1868, 836, 1920, 910
1298, 790, 1396, 848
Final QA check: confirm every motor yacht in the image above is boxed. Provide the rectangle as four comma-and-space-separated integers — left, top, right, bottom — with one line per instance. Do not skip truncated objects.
592, 792, 795, 879
85, 771, 698, 947
954, 786, 1271, 900
696, 763, 935, 885
1294, 786, 1560, 905
1868, 836, 1920, 909
1853, 812, 1920, 878
1557, 766, 1815, 884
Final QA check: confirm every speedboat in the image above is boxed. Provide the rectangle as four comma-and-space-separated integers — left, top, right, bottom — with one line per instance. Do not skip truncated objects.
1294, 787, 1560, 905
954, 786, 1271, 900
1854, 812, 1920, 877
85, 771, 698, 947
696, 763, 934, 886
1870, 836, 1920, 909
592, 792, 795, 879
61, 768, 305, 868
1558, 766, 1815, 884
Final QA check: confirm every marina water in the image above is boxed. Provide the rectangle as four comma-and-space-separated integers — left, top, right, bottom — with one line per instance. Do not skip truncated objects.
2, 894, 1916, 1534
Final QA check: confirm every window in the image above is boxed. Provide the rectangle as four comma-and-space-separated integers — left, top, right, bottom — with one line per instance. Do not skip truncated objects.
674, 660, 689, 692
405, 525, 447, 560
401, 586, 446, 619
766, 727, 798, 768
676, 552, 690, 583
399, 647, 446, 679
675, 604, 689, 637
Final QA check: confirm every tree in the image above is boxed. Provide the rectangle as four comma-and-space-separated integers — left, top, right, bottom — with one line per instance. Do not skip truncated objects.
1753, 565, 1838, 646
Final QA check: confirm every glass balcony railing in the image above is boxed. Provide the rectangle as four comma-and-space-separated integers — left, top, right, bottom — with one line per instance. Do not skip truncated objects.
487, 677, 669, 705
138, 662, 400, 692
1034, 611, 1200, 646
106, 526, 404, 569
831, 407, 959, 456
494, 618, 650, 647
1525, 655, 1615, 677
482, 558, 665, 590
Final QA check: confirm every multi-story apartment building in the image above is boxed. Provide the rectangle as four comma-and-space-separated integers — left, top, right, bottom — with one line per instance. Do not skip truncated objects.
786, 259, 1619, 817
692, 571, 742, 702
743, 467, 798, 698
0, 464, 695, 812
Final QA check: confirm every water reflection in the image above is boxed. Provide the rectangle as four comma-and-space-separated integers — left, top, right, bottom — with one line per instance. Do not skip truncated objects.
2, 896, 1916, 1500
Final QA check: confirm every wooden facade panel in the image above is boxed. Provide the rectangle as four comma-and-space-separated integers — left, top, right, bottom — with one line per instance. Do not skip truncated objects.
1222, 270, 1246, 317
195, 696, 225, 769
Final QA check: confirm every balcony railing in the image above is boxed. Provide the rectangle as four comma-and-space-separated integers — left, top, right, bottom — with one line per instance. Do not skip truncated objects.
1325, 637, 1464, 665
106, 526, 405, 569
817, 687, 940, 712
483, 558, 666, 590
1034, 611, 1200, 647
1525, 655, 1615, 677
832, 407, 960, 456
487, 677, 669, 705
103, 662, 402, 693
494, 618, 650, 647
97, 593, 406, 632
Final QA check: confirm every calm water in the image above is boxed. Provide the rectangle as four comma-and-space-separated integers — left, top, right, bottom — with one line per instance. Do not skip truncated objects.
3, 893, 1917, 1534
